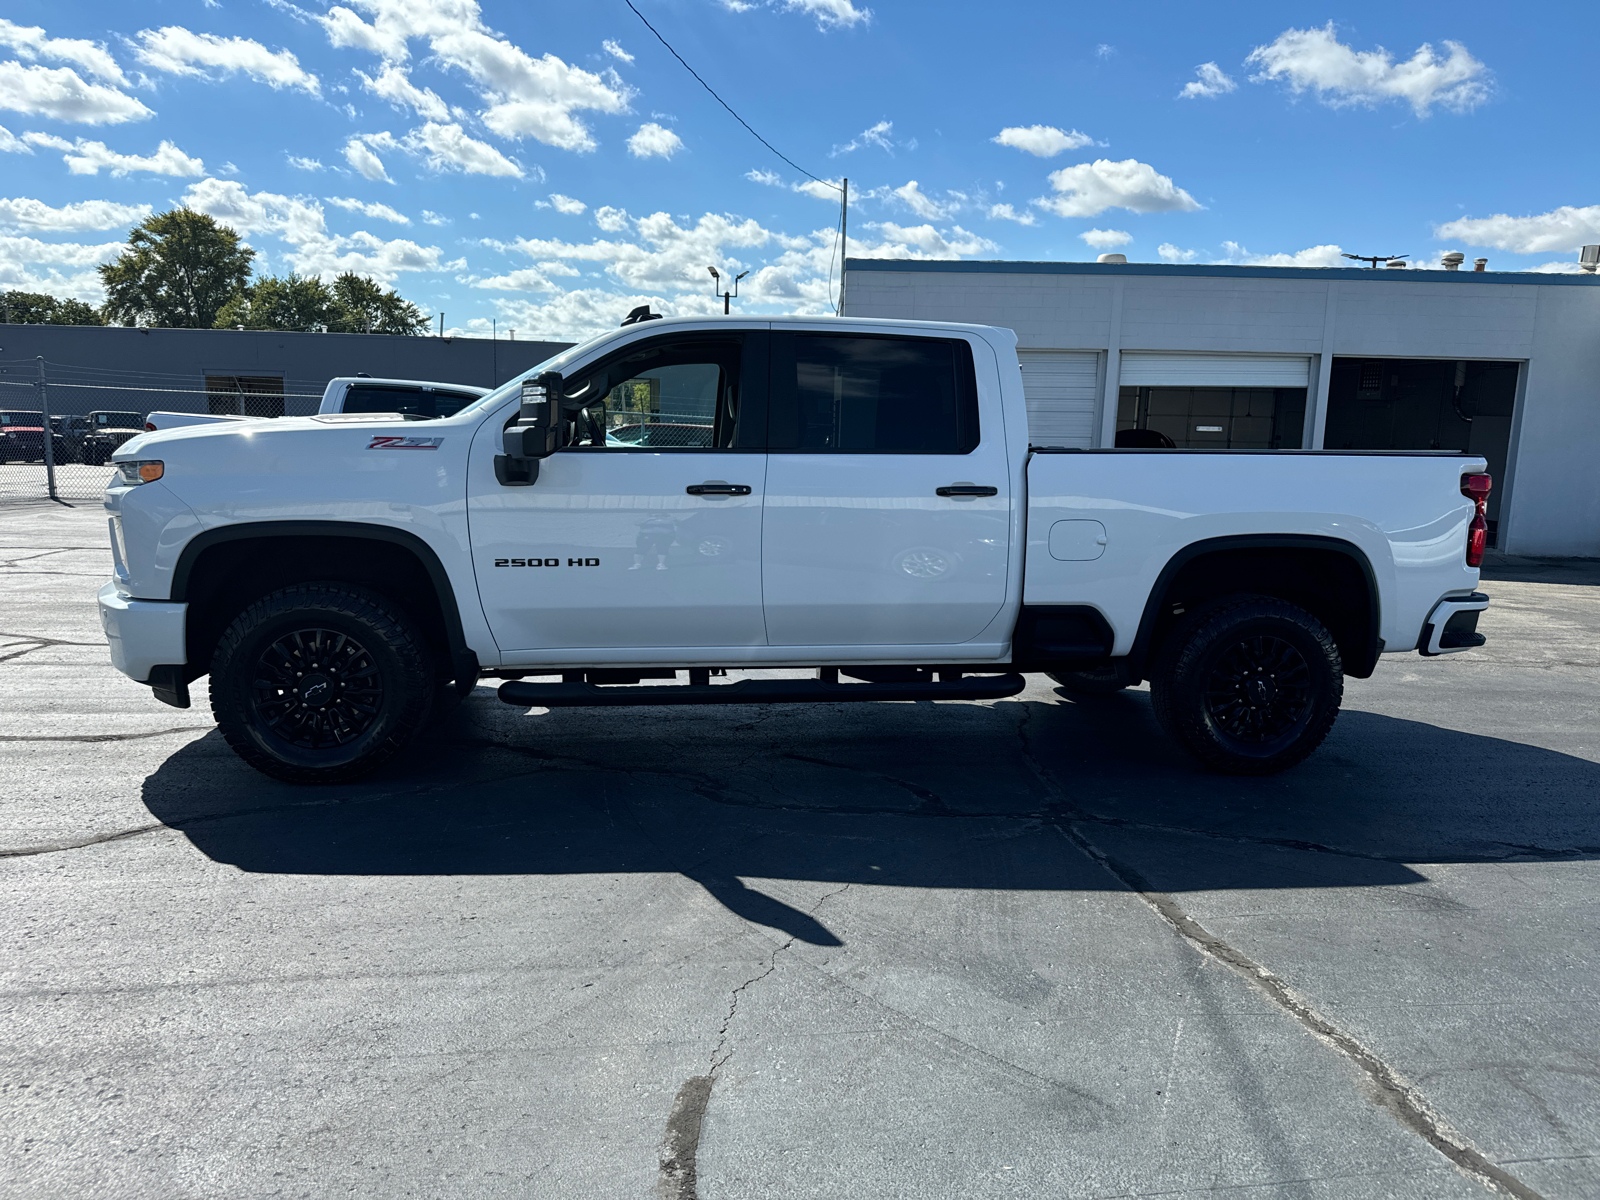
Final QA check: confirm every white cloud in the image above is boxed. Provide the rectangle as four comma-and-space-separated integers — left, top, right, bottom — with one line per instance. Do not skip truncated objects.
23, 133, 204, 176
404, 121, 523, 177
0, 123, 30, 153
1095, 44, 1114, 59
316, 2, 632, 152
1179, 62, 1236, 100
1080, 228, 1131, 250
0, 196, 151, 231
1527, 261, 1583, 275
1434, 206, 1600, 255
0, 233, 125, 301
794, 178, 844, 201
288, 155, 324, 171
355, 62, 449, 120
987, 202, 1036, 226
746, 168, 783, 187
0, 18, 127, 85
1036, 158, 1200, 218
1246, 23, 1490, 116
343, 131, 397, 182
831, 119, 892, 156
866, 222, 997, 259
594, 205, 629, 232
783, 0, 870, 28
549, 193, 585, 214
182, 178, 446, 282
891, 180, 949, 221
327, 196, 410, 224
1157, 242, 1197, 263
602, 39, 633, 64
992, 125, 1096, 157
627, 122, 683, 159
0, 61, 153, 124
1217, 240, 1345, 268
132, 27, 321, 95
421, 209, 449, 225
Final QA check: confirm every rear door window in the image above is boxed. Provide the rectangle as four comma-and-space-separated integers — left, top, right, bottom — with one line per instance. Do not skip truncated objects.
768, 333, 979, 453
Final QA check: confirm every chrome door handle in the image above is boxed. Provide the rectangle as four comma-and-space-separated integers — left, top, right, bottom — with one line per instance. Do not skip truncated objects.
686, 482, 752, 496
936, 484, 998, 497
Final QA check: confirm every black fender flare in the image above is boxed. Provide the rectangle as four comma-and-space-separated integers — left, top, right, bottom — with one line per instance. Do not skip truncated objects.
1128, 534, 1383, 678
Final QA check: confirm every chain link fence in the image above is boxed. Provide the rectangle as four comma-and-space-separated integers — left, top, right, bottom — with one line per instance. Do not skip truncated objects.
0, 358, 323, 503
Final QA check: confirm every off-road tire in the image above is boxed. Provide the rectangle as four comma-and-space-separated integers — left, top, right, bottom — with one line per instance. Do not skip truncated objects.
1149, 595, 1342, 776
210, 583, 434, 784
1048, 661, 1136, 695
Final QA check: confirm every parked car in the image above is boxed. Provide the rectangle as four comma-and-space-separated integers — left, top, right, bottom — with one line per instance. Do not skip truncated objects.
102, 315, 1492, 785
0, 410, 46, 462
318, 376, 489, 420
81, 411, 146, 465
50, 414, 91, 463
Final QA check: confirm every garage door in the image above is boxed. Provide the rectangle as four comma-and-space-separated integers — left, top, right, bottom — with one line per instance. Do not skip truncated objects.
1018, 350, 1099, 448
1119, 353, 1311, 388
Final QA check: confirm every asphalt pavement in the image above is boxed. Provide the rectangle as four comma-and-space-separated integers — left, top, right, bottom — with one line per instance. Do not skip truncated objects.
2, 502, 1597, 1200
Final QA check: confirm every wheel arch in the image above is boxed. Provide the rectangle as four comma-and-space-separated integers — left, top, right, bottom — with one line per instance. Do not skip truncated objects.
172, 521, 477, 687
1129, 535, 1382, 680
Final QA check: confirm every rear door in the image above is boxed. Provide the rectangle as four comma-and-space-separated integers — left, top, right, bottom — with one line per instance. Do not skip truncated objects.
467, 328, 770, 655
760, 330, 1012, 647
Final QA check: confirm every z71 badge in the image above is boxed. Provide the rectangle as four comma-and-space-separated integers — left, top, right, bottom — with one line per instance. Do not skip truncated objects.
367, 435, 443, 450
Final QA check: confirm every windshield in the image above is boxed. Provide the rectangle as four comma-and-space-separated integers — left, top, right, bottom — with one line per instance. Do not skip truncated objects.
449, 328, 627, 419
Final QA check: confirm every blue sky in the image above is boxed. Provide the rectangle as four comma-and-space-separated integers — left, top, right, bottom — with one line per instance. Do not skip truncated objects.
2, 0, 1596, 339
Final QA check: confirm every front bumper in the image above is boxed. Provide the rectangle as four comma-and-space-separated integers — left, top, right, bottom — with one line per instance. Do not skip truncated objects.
1419, 591, 1489, 656
97, 580, 187, 683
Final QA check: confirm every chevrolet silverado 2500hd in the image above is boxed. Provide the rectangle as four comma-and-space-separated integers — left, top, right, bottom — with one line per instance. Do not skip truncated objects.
98, 315, 1491, 783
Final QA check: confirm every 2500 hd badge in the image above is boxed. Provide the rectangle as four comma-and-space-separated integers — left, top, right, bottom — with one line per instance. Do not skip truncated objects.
494, 557, 601, 567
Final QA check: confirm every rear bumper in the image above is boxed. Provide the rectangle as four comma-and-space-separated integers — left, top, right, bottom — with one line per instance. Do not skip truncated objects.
1419, 591, 1489, 656
97, 580, 187, 683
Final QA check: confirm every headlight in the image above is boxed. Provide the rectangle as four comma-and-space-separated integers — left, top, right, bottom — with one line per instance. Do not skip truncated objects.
114, 460, 164, 485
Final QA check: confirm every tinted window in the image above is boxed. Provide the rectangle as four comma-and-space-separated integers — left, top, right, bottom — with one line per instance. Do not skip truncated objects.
94, 412, 142, 428
0, 412, 44, 425
769, 334, 979, 454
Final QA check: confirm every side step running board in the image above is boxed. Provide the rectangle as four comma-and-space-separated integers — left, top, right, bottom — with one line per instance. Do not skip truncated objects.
497, 673, 1027, 708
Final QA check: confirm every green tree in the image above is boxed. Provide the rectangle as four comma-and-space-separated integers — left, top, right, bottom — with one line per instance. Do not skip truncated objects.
214, 274, 336, 332
99, 209, 254, 329
328, 272, 430, 335
1, 290, 104, 325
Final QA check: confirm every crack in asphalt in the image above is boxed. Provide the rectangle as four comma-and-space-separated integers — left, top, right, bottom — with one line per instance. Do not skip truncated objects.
656, 881, 851, 1200
0, 629, 106, 663
0, 727, 202, 744
1011, 706, 1546, 1200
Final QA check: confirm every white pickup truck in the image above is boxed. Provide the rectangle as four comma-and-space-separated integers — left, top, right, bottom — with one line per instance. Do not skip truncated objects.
98, 314, 1491, 784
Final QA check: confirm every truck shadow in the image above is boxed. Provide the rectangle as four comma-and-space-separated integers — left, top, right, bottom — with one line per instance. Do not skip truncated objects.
140, 691, 1600, 946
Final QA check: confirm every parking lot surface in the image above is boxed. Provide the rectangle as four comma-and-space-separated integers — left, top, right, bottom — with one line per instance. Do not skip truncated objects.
2, 503, 1597, 1200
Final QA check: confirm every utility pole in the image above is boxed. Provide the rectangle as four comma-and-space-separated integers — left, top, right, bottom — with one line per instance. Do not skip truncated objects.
839, 177, 848, 315
36, 357, 56, 501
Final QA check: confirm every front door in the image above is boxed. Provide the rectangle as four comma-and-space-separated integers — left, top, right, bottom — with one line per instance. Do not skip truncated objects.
760, 330, 1012, 647
467, 330, 768, 655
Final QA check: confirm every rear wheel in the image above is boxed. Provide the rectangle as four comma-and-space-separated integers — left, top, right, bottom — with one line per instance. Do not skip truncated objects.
210, 583, 434, 784
1150, 596, 1342, 775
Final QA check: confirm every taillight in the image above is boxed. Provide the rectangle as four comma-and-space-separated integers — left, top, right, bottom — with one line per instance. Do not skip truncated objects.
1461, 473, 1492, 568
144, 422, 155, 431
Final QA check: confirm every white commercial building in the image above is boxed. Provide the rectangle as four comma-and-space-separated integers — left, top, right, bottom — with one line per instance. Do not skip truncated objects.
843, 259, 1600, 558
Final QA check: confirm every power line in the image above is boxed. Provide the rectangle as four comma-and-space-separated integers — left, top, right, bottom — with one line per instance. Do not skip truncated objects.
622, 0, 840, 192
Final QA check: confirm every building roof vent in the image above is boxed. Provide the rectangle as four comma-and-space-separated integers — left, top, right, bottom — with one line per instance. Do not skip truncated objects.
1096, 253, 1127, 264
1386, 259, 1408, 268
1474, 258, 1488, 272
1580, 245, 1600, 273
1441, 252, 1465, 271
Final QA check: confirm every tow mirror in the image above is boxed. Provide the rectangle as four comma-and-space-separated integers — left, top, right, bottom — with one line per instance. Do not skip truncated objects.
495, 371, 566, 486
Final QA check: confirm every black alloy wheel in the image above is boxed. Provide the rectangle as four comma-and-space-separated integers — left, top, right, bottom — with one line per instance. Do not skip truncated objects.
1203, 634, 1312, 746
252, 627, 384, 749
211, 583, 434, 784
1150, 595, 1342, 776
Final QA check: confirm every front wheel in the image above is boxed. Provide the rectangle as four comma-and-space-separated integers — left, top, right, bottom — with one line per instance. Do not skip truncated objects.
1149, 596, 1342, 776
210, 583, 434, 784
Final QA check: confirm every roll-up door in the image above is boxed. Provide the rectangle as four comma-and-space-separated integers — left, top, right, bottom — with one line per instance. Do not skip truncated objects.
1119, 353, 1311, 388
1018, 350, 1099, 447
